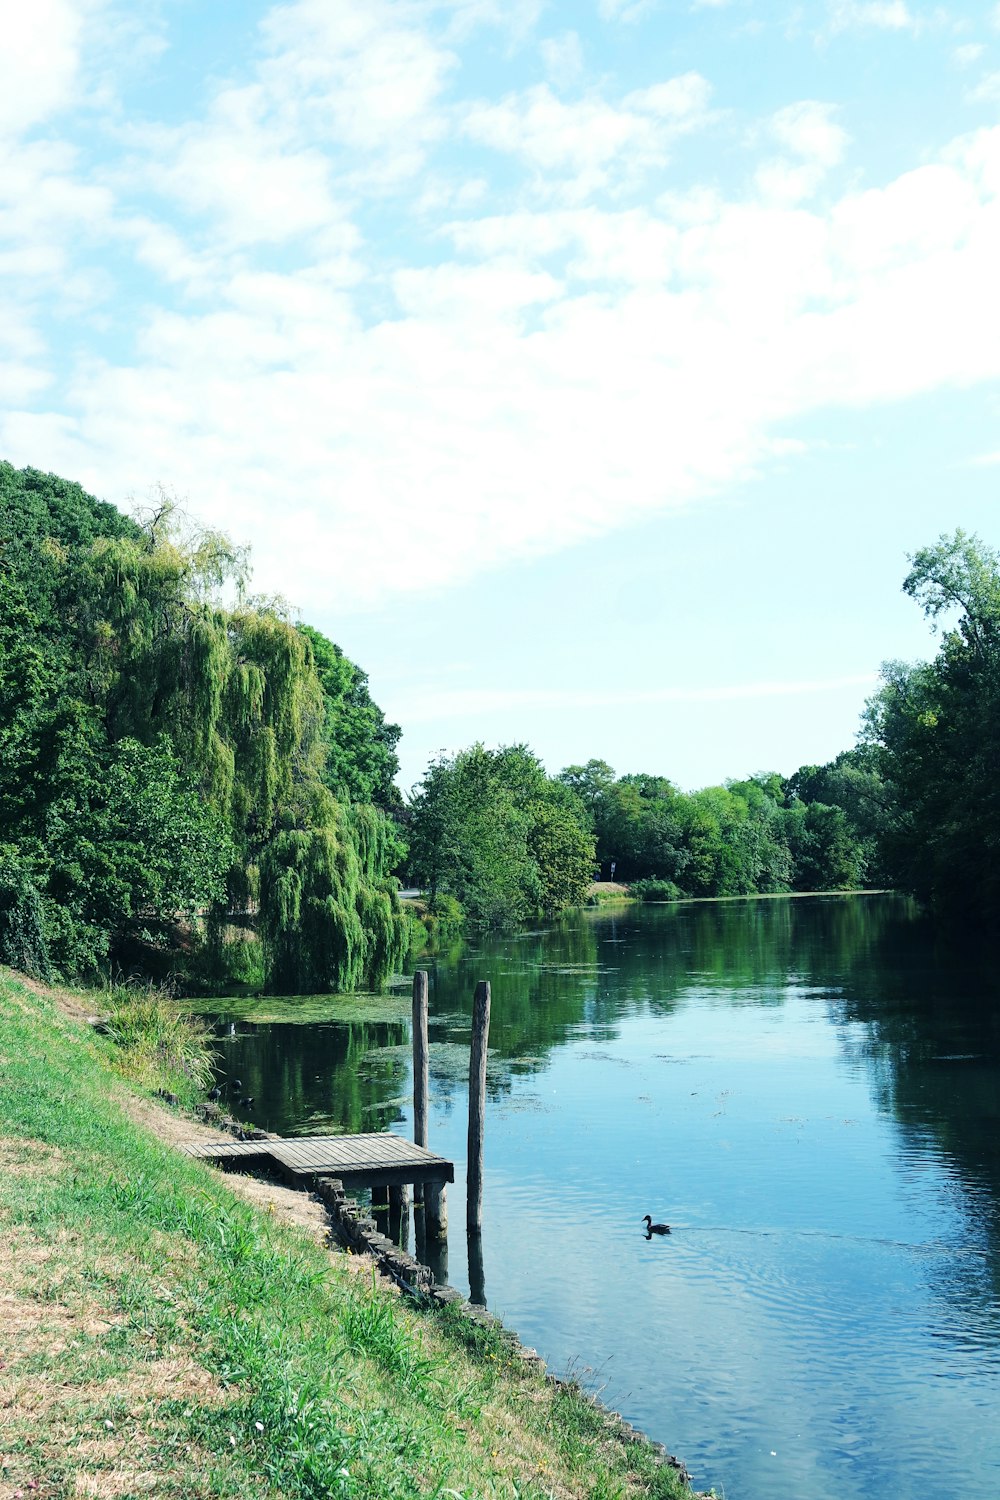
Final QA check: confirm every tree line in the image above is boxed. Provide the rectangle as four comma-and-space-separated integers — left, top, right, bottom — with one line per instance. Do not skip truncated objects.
405, 531, 1000, 928
1, 459, 995, 988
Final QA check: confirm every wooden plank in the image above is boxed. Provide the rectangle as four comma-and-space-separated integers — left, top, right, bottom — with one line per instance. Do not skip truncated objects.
178, 1131, 455, 1188
179, 1140, 269, 1158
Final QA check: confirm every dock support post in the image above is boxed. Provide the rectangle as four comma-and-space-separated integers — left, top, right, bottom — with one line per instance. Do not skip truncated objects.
425, 1179, 448, 1240
388, 1183, 410, 1249
425, 1230, 449, 1286
467, 979, 491, 1233
371, 1183, 390, 1237
412, 969, 429, 1205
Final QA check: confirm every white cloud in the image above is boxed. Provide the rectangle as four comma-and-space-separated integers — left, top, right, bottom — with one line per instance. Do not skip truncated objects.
9, 120, 1000, 616
442, 0, 544, 43
133, 0, 458, 252
954, 43, 985, 65
769, 101, 849, 167
754, 101, 849, 203
391, 263, 563, 320
4, 6, 1000, 625
969, 71, 1000, 104
146, 122, 343, 249
598, 0, 658, 22
540, 31, 586, 87
828, 1, 917, 32
259, 0, 457, 158
0, 0, 83, 136
462, 75, 712, 198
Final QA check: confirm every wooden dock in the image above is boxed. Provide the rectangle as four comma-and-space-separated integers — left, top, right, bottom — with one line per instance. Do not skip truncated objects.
179, 1132, 455, 1192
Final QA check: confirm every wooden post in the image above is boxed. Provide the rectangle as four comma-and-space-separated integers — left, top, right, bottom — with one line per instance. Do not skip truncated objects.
425, 1226, 449, 1286
467, 979, 491, 1233
388, 1183, 410, 1249
425, 1179, 448, 1240
371, 1183, 390, 1238
468, 1229, 486, 1307
412, 970, 429, 1204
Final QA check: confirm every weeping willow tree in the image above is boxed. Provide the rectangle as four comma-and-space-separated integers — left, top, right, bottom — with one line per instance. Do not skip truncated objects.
50, 488, 407, 990
260, 800, 406, 993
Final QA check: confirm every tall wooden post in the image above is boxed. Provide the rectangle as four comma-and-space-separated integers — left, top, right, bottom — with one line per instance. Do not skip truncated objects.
412, 970, 429, 1205
467, 979, 491, 1233
388, 1183, 410, 1249
425, 1178, 448, 1240
468, 1229, 486, 1307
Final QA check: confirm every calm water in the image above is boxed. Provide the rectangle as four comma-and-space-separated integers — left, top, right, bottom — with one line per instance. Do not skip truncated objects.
204, 895, 1000, 1500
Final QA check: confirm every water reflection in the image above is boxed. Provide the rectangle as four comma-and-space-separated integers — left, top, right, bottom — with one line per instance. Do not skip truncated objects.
201, 896, 1000, 1500
209, 1018, 408, 1137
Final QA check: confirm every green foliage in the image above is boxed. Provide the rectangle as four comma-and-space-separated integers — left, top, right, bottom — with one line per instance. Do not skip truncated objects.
260, 807, 409, 993
298, 623, 402, 810
630, 878, 682, 903
408, 744, 595, 927
88, 736, 234, 923
425, 892, 465, 931
530, 795, 597, 915
560, 760, 872, 900
189, 922, 268, 992
862, 529, 1000, 921
784, 748, 891, 885
103, 979, 216, 1100
0, 845, 52, 979
783, 801, 865, 892
0, 463, 407, 991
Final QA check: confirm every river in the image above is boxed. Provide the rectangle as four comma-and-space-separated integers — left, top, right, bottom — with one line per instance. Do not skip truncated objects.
198, 894, 1000, 1500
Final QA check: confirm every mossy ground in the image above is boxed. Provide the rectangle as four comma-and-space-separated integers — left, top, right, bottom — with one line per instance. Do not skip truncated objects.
0, 970, 695, 1500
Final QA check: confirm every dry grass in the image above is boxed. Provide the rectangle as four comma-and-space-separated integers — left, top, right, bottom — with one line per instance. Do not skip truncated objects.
0, 1208, 234, 1500
0, 969, 696, 1500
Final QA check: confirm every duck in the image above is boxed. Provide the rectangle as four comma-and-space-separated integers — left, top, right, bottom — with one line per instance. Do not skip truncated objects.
207, 1085, 222, 1101
642, 1215, 671, 1235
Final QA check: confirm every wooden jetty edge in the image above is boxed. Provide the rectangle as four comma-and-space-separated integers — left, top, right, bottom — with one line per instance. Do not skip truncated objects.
179, 969, 488, 1246
179, 1132, 454, 1194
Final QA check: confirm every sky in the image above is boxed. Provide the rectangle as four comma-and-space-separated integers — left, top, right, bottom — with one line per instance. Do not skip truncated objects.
2, 0, 999, 796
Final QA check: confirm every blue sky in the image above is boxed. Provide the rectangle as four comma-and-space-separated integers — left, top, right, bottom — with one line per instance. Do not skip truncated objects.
2, 0, 999, 794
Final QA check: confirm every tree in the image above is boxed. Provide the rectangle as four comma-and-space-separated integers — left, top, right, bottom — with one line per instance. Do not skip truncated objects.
783, 801, 864, 891
862, 530, 1000, 921
45, 736, 234, 960
408, 744, 595, 926
0, 464, 409, 988
784, 748, 890, 886
298, 624, 402, 811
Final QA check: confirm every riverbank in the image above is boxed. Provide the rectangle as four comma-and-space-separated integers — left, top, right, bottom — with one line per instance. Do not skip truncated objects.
0, 969, 696, 1500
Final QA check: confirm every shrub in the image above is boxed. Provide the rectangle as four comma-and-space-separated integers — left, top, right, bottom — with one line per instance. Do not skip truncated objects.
103, 980, 216, 1099
629, 878, 683, 903
0, 845, 52, 979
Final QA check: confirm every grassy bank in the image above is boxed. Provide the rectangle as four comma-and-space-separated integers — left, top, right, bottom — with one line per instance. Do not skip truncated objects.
0, 970, 696, 1500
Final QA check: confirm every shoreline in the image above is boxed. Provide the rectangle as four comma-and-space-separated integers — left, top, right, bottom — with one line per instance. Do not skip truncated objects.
0, 967, 702, 1500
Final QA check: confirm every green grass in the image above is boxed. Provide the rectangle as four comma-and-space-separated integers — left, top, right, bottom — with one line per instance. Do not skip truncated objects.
102, 977, 217, 1101
0, 968, 697, 1500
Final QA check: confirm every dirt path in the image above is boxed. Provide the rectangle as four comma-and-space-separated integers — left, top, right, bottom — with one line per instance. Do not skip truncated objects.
121, 1093, 339, 1246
